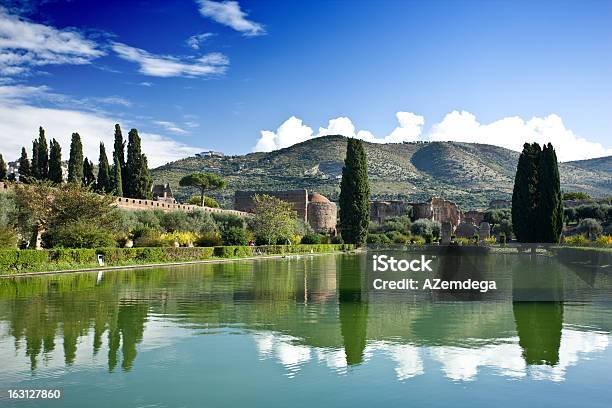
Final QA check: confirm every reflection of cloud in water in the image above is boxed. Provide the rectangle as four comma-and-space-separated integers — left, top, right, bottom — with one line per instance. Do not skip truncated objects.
430, 341, 526, 381
253, 329, 609, 382
528, 328, 609, 382
431, 329, 609, 382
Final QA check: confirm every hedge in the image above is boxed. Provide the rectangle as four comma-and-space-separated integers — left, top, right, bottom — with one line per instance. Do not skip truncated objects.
0, 244, 354, 275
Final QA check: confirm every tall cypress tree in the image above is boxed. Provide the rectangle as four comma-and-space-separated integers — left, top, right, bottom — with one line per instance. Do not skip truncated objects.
48, 139, 63, 184
113, 124, 126, 190
0, 154, 7, 180
112, 155, 123, 196
339, 138, 370, 245
38, 126, 49, 180
68, 132, 84, 184
18, 147, 31, 182
97, 142, 111, 193
536, 143, 563, 243
82, 157, 96, 187
31, 139, 40, 180
512, 143, 540, 243
125, 128, 152, 199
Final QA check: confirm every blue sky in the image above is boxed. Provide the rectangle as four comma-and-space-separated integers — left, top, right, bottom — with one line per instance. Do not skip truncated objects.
0, 0, 610, 166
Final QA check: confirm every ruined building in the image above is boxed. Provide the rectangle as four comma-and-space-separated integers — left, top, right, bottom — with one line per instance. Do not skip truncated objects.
151, 183, 175, 204
234, 189, 337, 233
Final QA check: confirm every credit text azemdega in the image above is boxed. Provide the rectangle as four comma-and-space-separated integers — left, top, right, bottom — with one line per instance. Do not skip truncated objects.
371, 255, 497, 293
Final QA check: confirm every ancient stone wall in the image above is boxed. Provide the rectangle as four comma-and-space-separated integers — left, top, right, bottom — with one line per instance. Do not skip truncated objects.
115, 197, 248, 216
462, 210, 485, 226
370, 200, 412, 223
429, 197, 461, 228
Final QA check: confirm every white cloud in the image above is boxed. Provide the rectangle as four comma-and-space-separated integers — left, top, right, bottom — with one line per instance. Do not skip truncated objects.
139, 81, 153, 87
153, 120, 188, 134
0, 8, 103, 75
186, 32, 216, 49
253, 112, 426, 152
0, 86, 201, 167
111, 42, 229, 78
253, 116, 313, 152
197, 0, 265, 36
93, 96, 132, 107
428, 110, 612, 162
253, 111, 610, 161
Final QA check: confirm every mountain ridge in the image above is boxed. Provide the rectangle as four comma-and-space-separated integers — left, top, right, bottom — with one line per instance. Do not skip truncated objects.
151, 135, 611, 210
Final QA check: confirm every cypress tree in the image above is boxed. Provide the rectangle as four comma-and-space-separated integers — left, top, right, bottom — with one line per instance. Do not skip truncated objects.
338, 138, 370, 245
82, 157, 96, 187
125, 128, 152, 199
38, 126, 49, 180
0, 154, 7, 180
112, 155, 123, 196
31, 139, 40, 180
511, 143, 540, 243
68, 132, 84, 184
537, 143, 563, 243
48, 139, 63, 184
113, 124, 126, 190
97, 142, 111, 193
18, 147, 31, 182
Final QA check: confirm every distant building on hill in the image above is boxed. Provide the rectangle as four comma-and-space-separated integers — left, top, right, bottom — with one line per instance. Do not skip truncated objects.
196, 151, 224, 158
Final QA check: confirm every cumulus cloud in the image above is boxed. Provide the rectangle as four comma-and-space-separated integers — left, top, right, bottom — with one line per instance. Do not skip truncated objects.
0, 86, 201, 167
253, 116, 313, 152
253, 111, 610, 161
186, 32, 216, 49
253, 112, 426, 152
197, 0, 265, 36
0, 8, 104, 75
428, 110, 612, 162
111, 42, 229, 78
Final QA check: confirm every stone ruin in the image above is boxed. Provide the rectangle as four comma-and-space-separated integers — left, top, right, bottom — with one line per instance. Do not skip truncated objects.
370, 200, 412, 223
234, 189, 337, 233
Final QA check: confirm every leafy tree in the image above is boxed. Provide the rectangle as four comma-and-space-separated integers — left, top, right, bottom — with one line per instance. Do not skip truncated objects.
576, 204, 606, 222
492, 218, 513, 238
0, 153, 7, 180
97, 143, 111, 193
537, 143, 563, 243
82, 158, 96, 187
125, 129, 152, 199
563, 191, 591, 201
577, 218, 602, 240
512, 143, 541, 243
37, 126, 49, 180
68, 133, 84, 184
249, 194, 298, 245
112, 124, 126, 192
179, 173, 226, 206
48, 139, 63, 184
0, 192, 18, 248
112, 155, 123, 196
410, 218, 433, 237
339, 138, 370, 245
41, 183, 118, 248
13, 182, 53, 247
187, 195, 220, 208
564, 207, 577, 225
18, 147, 31, 182
31, 139, 40, 179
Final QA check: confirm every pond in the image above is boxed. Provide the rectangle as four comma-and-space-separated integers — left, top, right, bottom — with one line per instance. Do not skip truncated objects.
0, 251, 611, 407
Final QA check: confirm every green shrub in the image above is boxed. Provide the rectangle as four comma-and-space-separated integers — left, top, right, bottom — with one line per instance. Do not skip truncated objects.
43, 222, 116, 249
196, 231, 223, 247
51, 248, 97, 264
366, 233, 392, 245
301, 233, 322, 244
331, 234, 343, 244
16, 250, 49, 270
0, 226, 18, 249
222, 227, 248, 246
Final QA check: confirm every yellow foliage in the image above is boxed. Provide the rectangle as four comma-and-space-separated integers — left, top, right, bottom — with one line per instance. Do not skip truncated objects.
595, 235, 612, 246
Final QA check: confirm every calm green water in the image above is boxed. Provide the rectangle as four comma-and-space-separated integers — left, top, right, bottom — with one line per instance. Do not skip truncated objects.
1, 252, 611, 407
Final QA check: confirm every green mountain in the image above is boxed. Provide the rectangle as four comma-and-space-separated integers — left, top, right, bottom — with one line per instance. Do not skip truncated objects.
151, 135, 611, 210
